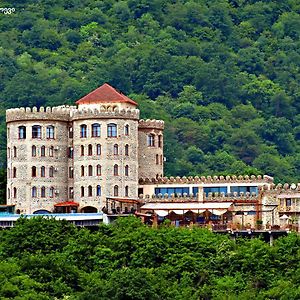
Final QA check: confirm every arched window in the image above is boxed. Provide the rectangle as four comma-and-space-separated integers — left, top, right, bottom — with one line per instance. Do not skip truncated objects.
114, 185, 119, 197
96, 185, 101, 196
32, 186, 37, 198
7, 168, 10, 178
113, 144, 118, 155
13, 167, 16, 178
7, 188, 10, 199
49, 187, 54, 198
88, 185, 92, 197
18, 126, 26, 139
32, 166, 37, 177
96, 144, 101, 155
49, 166, 54, 177
156, 154, 159, 165
81, 145, 84, 156
13, 187, 17, 198
81, 186, 84, 197
32, 145, 37, 157
125, 165, 129, 176
107, 123, 117, 137
158, 135, 162, 148
46, 125, 55, 139
125, 144, 129, 156
41, 186, 46, 198
92, 123, 101, 137
113, 164, 118, 176
124, 124, 129, 136
49, 146, 54, 157
96, 164, 101, 176
41, 166, 45, 177
13, 146, 17, 158
88, 144, 93, 156
125, 186, 129, 197
41, 146, 45, 157
147, 134, 155, 147
7, 147, 10, 158
160, 155, 163, 165
81, 165, 84, 176
88, 165, 93, 176
80, 124, 87, 138
69, 127, 73, 138
32, 125, 42, 139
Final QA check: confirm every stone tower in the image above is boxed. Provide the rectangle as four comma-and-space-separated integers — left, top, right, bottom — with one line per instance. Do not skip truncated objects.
6, 83, 164, 214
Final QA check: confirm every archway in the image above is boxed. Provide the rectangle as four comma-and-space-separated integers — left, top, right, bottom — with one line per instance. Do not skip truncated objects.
33, 210, 51, 214
81, 206, 97, 213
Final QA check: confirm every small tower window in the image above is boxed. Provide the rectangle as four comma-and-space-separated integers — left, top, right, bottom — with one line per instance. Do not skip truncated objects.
125, 186, 129, 197
69, 187, 74, 199
46, 126, 55, 139
81, 145, 84, 156
32, 186, 37, 198
107, 123, 117, 137
114, 185, 119, 197
32, 145, 37, 157
68, 147, 74, 158
88, 144, 93, 156
88, 185, 92, 197
49, 146, 54, 157
13, 167, 17, 178
81, 186, 84, 197
156, 154, 159, 165
125, 165, 129, 176
7, 147, 10, 159
13, 187, 17, 198
113, 164, 119, 176
32, 125, 42, 139
80, 124, 87, 138
18, 126, 26, 139
113, 144, 118, 155
96, 164, 101, 176
81, 165, 84, 176
96, 144, 101, 155
41, 166, 45, 177
69, 167, 74, 178
49, 166, 54, 177
158, 135, 162, 148
13, 146, 17, 158
92, 123, 101, 137
41, 146, 45, 157
7, 168, 10, 178
7, 188, 10, 199
32, 166, 37, 177
88, 165, 93, 176
49, 187, 54, 198
125, 144, 129, 156
124, 124, 129, 136
69, 127, 73, 138
96, 185, 101, 196
147, 134, 155, 147
41, 186, 46, 198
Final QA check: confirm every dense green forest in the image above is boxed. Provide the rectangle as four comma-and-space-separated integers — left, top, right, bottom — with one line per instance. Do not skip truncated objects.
0, 217, 299, 299
1, 0, 300, 191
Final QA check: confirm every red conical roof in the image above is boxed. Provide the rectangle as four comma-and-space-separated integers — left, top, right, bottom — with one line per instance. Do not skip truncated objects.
76, 83, 137, 106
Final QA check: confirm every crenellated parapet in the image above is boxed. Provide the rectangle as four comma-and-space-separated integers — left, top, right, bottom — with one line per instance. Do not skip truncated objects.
139, 174, 273, 185
6, 106, 74, 123
264, 182, 300, 196
71, 106, 140, 121
138, 119, 164, 130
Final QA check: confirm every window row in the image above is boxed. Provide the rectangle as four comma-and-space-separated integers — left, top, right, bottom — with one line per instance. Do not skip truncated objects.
80, 164, 129, 176
80, 185, 129, 197
80, 123, 129, 138
18, 125, 55, 139
8, 145, 56, 158
79, 144, 129, 156
31, 166, 56, 177
7, 187, 17, 199
31, 186, 56, 198
7, 147, 17, 158
147, 134, 163, 147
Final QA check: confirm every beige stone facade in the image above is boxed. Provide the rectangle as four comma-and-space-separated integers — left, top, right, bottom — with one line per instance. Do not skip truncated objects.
6, 84, 164, 214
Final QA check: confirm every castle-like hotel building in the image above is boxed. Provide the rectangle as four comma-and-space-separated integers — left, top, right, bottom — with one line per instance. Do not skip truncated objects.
6, 83, 164, 214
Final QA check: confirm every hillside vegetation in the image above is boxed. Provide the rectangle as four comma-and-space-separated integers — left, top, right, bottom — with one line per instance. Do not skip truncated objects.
0, 217, 299, 299
1, 0, 300, 188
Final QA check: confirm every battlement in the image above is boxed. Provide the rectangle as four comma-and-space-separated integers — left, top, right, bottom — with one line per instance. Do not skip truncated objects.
263, 183, 300, 196
138, 119, 164, 130
6, 106, 75, 123
139, 174, 273, 185
71, 106, 140, 121
6, 105, 140, 123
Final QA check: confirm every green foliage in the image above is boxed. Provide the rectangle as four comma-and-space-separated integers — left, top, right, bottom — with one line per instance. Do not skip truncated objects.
0, 218, 299, 299
1, 0, 300, 190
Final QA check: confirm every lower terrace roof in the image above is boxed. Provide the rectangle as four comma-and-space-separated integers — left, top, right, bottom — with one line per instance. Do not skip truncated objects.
140, 202, 232, 211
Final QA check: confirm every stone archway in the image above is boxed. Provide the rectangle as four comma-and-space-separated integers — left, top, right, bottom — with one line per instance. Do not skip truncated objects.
33, 210, 51, 214
81, 206, 98, 213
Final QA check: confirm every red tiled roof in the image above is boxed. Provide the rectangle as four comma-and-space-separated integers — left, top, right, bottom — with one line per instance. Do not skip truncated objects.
76, 83, 138, 106
54, 201, 79, 207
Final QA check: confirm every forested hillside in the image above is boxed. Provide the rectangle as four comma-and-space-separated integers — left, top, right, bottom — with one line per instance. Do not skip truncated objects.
1, 0, 300, 187
0, 217, 299, 299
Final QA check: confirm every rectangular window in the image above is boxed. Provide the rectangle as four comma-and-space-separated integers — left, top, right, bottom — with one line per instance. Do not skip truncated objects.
69, 167, 74, 178
69, 187, 74, 199
286, 198, 292, 207
154, 187, 189, 197
32, 126, 42, 139
68, 147, 73, 158
204, 187, 227, 196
